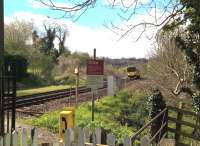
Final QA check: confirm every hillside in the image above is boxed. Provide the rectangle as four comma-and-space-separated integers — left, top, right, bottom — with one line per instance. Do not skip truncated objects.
104, 57, 148, 68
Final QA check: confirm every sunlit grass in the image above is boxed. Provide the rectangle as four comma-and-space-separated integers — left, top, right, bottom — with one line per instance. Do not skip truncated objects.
17, 85, 73, 96
18, 90, 147, 143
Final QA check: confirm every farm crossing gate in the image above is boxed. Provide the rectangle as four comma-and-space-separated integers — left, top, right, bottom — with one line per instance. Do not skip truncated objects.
0, 64, 16, 136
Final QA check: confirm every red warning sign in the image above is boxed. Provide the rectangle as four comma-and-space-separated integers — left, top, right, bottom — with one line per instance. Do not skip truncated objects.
87, 59, 104, 75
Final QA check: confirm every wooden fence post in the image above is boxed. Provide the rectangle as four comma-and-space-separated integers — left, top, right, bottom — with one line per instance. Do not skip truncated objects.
0, 136, 3, 146
140, 136, 150, 146
123, 136, 131, 146
165, 108, 168, 138
95, 128, 101, 144
78, 129, 84, 146
12, 131, 18, 146
83, 128, 91, 143
64, 129, 73, 146
92, 133, 96, 146
52, 143, 59, 146
175, 102, 183, 145
22, 128, 27, 146
31, 128, 37, 146
4, 133, 11, 146
107, 133, 115, 146
74, 127, 81, 145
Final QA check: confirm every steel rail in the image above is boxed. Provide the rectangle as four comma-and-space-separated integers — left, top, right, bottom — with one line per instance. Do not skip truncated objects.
4, 85, 107, 110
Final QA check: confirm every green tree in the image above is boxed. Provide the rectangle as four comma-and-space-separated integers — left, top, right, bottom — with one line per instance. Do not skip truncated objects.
175, 0, 200, 92
172, 1, 200, 128
5, 20, 33, 55
54, 23, 70, 56
40, 24, 56, 56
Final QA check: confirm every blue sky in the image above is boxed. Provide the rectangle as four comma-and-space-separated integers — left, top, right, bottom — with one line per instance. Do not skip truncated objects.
4, 0, 160, 58
4, 0, 124, 28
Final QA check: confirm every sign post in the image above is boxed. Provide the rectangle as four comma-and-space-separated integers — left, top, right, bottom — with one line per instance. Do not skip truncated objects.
87, 49, 104, 121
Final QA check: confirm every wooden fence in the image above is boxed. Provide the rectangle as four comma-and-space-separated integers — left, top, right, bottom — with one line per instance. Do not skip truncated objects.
0, 127, 153, 146
167, 105, 200, 146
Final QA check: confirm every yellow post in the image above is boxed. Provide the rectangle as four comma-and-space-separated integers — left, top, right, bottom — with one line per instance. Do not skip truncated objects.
59, 107, 75, 142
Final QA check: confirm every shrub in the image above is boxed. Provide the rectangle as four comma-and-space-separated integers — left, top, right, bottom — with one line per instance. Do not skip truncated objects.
147, 89, 166, 143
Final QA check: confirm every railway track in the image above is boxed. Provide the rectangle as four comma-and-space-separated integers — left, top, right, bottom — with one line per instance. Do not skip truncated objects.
4, 85, 107, 110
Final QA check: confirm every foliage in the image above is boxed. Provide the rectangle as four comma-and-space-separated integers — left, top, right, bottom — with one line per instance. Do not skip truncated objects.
52, 52, 90, 84
147, 89, 166, 143
4, 19, 73, 88
33, 22, 70, 61
174, 0, 200, 92
193, 95, 200, 113
20, 90, 148, 143
54, 75, 76, 85
4, 20, 33, 55
191, 94, 200, 138
147, 89, 166, 118
17, 84, 71, 96
164, 0, 200, 120
18, 74, 46, 89
41, 25, 56, 55
21, 110, 60, 133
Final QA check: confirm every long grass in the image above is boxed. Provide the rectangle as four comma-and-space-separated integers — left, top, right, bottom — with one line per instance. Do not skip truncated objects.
18, 90, 148, 143
17, 85, 72, 96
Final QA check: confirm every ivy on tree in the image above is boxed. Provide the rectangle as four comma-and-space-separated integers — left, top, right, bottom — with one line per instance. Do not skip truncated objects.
147, 89, 166, 143
192, 94, 200, 137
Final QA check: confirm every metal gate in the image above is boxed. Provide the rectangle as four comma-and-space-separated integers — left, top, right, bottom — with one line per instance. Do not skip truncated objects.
0, 64, 16, 136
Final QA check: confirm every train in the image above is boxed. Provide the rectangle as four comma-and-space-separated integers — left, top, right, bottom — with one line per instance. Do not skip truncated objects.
127, 66, 140, 79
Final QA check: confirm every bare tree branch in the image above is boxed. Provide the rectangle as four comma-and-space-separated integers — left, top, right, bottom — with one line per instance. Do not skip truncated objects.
148, 29, 192, 98
37, 0, 96, 12
37, 0, 184, 39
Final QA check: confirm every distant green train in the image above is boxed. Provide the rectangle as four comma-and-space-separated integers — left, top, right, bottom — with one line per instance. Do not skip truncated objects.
127, 66, 140, 79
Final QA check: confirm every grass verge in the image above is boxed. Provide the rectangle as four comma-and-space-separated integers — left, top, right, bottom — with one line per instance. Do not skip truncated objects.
17, 85, 72, 96
18, 90, 148, 143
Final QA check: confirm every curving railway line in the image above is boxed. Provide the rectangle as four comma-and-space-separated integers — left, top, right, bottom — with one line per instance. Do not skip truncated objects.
4, 85, 107, 110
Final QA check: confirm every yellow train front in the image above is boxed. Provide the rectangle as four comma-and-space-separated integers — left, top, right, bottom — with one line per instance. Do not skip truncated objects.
127, 67, 140, 79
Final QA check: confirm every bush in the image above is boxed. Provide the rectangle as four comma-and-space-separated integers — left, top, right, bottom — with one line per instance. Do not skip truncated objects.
18, 74, 46, 89
54, 75, 76, 85
147, 89, 166, 143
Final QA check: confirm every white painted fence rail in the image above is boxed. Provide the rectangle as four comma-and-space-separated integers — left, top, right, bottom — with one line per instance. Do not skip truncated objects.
0, 127, 151, 146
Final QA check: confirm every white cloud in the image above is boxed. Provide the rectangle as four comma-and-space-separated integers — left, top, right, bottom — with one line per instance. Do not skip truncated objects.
4, 16, 13, 24
65, 23, 152, 58
5, 12, 154, 59
12, 12, 48, 26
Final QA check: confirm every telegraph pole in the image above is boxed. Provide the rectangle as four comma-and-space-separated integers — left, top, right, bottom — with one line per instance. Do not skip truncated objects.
0, 0, 4, 136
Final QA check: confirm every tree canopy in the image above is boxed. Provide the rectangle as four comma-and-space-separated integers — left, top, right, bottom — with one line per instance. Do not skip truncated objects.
175, 0, 200, 92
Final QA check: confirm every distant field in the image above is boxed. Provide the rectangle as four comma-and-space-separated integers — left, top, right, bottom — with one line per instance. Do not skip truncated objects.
17, 85, 73, 96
